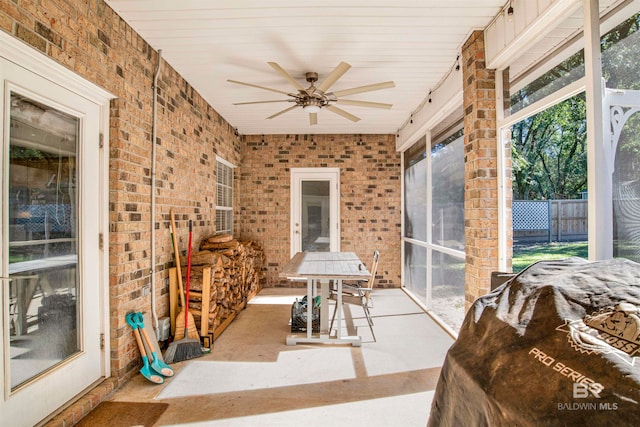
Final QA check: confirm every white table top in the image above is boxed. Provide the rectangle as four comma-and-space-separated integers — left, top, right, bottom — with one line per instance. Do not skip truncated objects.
9, 254, 77, 275
280, 252, 370, 280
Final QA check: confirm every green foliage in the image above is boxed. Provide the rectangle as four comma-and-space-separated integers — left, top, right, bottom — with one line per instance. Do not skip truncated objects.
602, 13, 640, 90
10, 145, 45, 161
510, 51, 584, 111
510, 12, 640, 201
511, 94, 587, 200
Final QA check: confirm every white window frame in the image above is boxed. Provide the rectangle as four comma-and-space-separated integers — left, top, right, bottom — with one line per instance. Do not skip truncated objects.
216, 157, 235, 235
400, 111, 464, 338
496, 0, 640, 266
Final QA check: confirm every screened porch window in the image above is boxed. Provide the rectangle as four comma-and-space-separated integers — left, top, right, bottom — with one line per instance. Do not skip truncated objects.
402, 115, 465, 333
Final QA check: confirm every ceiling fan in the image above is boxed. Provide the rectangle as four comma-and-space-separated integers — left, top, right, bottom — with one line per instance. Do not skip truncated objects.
228, 62, 395, 125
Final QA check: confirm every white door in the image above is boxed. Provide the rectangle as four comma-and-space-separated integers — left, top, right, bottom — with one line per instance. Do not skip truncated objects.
1, 58, 104, 426
291, 168, 340, 255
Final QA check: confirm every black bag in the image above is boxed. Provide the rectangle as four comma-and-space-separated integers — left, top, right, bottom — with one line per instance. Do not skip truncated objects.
290, 297, 319, 333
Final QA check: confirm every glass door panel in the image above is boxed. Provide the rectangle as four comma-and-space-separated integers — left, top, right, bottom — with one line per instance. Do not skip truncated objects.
8, 93, 79, 390
1, 47, 104, 427
291, 168, 339, 255
301, 181, 330, 252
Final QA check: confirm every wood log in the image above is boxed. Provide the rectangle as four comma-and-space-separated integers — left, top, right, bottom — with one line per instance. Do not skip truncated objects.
203, 233, 234, 244
199, 239, 240, 251
176, 237, 266, 340
181, 250, 224, 267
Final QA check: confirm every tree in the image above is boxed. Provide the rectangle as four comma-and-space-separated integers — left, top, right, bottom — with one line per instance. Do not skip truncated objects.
510, 12, 640, 201
511, 94, 587, 200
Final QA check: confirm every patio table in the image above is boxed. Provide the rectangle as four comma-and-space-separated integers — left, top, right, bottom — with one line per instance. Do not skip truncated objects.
8, 255, 78, 336
280, 251, 370, 346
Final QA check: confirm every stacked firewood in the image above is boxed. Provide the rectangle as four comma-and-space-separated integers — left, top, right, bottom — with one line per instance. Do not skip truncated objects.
182, 234, 266, 336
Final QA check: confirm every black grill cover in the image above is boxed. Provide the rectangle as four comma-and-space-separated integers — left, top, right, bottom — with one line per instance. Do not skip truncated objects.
428, 258, 640, 426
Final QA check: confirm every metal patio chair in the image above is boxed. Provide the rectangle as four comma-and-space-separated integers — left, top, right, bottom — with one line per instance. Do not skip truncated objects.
329, 250, 379, 341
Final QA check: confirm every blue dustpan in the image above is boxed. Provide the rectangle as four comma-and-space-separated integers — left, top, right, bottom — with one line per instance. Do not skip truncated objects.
134, 312, 174, 377
126, 313, 164, 384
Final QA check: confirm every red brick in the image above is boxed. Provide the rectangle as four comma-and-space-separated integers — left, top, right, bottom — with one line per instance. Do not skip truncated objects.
462, 31, 511, 308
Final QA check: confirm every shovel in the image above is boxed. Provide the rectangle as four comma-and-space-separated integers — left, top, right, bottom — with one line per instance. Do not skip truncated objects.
134, 312, 174, 377
126, 313, 164, 384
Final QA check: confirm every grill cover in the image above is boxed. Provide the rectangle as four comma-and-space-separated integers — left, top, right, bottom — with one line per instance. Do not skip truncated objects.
428, 258, 640, 426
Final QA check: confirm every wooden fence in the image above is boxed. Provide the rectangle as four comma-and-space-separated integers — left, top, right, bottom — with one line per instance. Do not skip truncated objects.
513, 199, 587, 242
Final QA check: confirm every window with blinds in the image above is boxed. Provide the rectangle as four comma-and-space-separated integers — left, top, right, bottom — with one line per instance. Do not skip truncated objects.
216, 159, 234, 234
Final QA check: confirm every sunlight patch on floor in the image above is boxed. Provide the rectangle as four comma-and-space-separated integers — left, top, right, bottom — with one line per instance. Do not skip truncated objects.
157, 347, 355, 398
162, 391, 435, 427
247, 289, 305, 305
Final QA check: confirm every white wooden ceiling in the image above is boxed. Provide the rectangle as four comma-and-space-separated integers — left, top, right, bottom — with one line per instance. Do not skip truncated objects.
106, 1, 622, 136
105, 0, 512, 135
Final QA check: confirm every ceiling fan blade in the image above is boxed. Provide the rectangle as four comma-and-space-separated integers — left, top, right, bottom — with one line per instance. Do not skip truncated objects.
331, 81, 395, 97
227, 79, 291, 95
317, 61, 351, 93
309, 112, 318, 126
233, 100, 291, 105
325, 105, 361, 122
267, 105, 298, 119
336, 99, 392, 109
268, 62, 305, 91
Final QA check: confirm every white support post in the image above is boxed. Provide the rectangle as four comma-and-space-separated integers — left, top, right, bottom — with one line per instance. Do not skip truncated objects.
496, 70, 509, 272
425, 132, 432, 309
584, 0, 612, 260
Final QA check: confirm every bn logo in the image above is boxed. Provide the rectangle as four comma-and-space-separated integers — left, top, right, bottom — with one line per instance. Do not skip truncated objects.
573, 383, 601, 399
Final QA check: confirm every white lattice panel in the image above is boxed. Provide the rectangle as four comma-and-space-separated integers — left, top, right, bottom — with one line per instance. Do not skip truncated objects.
513, 201, 549, 230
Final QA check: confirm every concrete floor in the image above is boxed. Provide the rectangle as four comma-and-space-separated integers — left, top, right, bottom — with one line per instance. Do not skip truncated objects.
109, 288, 455, 426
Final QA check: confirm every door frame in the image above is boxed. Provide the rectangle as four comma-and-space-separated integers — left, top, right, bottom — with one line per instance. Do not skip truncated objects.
0, 31, 112, 425
290, 168, 340, 256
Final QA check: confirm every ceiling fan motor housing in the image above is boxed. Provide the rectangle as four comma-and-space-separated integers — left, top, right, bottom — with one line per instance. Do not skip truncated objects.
299, 72, 328, 109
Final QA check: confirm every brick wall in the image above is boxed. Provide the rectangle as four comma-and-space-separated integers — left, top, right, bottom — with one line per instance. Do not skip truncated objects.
1, 0, 240, 388
0, 0, 469, 425
1, 3, 402, 424
461, 31, 511, 307
109, 64, 241, 381
239, 134, 401, 288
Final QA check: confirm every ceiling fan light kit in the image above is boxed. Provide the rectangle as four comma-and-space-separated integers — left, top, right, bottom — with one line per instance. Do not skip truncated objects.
229, 62, 394, 126
303, 104, 321, 114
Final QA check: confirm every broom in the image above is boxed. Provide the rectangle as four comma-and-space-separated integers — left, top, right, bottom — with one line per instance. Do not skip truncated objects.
169, 210, 198, 341
165, 219, 203, 363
